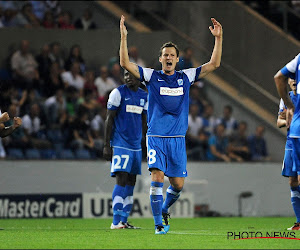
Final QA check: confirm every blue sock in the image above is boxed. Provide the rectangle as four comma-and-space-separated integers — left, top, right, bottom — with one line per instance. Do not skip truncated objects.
121, 185, 135, 223
291, 186, 300, 223
112, 184, 125, 225
150, 181, 164, 227
162, 185, 182, 214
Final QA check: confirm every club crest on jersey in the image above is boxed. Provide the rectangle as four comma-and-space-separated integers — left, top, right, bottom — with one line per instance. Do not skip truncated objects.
140, 99, 145, 106
177, 79, 183, 86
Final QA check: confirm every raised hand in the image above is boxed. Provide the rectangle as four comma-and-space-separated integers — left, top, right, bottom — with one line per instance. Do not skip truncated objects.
209, 18, 223, 38
279, 108, 287, 120
13, 117, 22, 129
0, 112, 10, 123
120, 15, 128, 37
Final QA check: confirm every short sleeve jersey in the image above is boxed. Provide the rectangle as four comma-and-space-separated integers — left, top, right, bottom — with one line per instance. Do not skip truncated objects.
281, 53, 300, 137
107, 85, 148, 150
138, 66, 201, 136
279, 91, 297, 149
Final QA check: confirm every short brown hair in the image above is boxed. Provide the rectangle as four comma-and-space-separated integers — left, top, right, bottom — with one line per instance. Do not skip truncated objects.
159, 42, 179, 57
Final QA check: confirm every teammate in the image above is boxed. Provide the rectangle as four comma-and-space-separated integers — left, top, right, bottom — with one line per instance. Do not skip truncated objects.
103, 70, 148, 229
277, 78, 300, 230
119, 15, 223, 234
275, 54, 300, 230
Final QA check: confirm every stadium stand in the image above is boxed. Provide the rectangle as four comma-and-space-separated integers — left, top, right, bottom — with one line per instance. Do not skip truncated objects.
0, 1, 287, 161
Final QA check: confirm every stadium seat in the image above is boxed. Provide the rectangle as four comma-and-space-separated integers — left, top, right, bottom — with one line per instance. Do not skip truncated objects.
39, 149, 57, 159
0, 68, 12, 80
25, 149, 41, 159
7, 148, 24, 159
57, 149, 75, 159
53, 143, 64, 152
75, 149, 91, 159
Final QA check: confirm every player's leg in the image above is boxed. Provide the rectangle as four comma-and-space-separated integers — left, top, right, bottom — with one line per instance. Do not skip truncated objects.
162, 177, 184, 226
121, 174, 141, 229
288, 176, 300, 230
121, 174, 136, 224
162, 137, 187, 229
150, 168, 165, 234
120, 150, 142, 228
111, 171, 128, 229
147, 136, 167, 234
288, 139, 300, 230
111, 172, 128, 229
110, 147, 134, 229
163, 177, 184, 213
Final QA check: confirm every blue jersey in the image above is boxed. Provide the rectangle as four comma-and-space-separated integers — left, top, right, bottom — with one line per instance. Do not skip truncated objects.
281, 53, 300, 137
279, 91, 297, 149
107, 85, 148, 150
138, 66, 201, 136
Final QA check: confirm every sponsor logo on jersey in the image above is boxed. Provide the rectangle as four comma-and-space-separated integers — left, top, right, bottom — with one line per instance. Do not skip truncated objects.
177, 79, 183, 86
140, 99, 145, 106
126, 105, 143, 114
160, 87, 184, 96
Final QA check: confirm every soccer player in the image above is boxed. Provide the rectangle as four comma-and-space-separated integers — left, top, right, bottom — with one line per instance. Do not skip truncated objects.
277, 78, 300, 230
103, 70, 148, 229
119, 15, 223, 234
275, 54, 300, 230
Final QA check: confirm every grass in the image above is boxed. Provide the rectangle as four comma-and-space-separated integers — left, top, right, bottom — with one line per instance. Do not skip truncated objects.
0, 217, 299, 249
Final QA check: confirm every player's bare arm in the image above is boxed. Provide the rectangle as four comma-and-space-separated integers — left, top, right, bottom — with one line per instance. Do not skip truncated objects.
274, 70, 294, 128
0, 117, 22, 138
0, 112, 10, 124
119, 15, 140, 79
199, 18, 223, 79
103, 109, 117, 161
277, 115, 287, 128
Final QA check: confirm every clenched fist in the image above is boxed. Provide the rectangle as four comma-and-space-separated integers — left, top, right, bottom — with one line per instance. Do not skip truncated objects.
0, 112, 10, 123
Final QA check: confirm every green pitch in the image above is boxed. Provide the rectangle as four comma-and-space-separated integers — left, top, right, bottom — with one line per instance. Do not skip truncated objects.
0, 217, 299, 249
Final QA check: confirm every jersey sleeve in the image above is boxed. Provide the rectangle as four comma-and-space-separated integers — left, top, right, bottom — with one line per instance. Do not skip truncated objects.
182, 66, 202, 84
280, 53, 300, 79
138, 66, 154, 85
107, 88, 121, 110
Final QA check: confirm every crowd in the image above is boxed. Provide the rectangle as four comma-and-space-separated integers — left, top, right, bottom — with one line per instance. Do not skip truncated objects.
0, 38, 270, 162
0, 1, 270, 161
0, 1, 97, 30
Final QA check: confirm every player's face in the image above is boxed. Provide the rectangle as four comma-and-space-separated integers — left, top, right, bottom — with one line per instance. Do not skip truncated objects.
124, 71, 139, 88
288, 78, 297, 92
159, 47, 179, 74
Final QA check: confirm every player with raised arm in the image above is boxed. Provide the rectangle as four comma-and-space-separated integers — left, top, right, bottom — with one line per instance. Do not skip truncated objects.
119, 15, 223, 234
103, 70, 148, 230
277, 78, 300, 230
275, 53, 300, 230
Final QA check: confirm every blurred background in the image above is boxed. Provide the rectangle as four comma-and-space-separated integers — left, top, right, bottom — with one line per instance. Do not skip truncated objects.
0, 0, 298, 219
